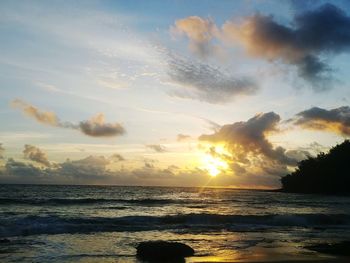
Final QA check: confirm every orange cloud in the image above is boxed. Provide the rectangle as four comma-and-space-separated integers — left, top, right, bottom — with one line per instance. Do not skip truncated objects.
172, 16, 219, 57
293, 106, 350, 136
11, 99, 59, 126
12, 99, 125, 138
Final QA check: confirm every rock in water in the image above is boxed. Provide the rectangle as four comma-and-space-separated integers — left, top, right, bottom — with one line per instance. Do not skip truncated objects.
136, 241, 194, 261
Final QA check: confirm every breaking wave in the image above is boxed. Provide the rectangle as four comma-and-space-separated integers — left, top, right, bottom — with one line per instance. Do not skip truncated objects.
1, 213, 349, 237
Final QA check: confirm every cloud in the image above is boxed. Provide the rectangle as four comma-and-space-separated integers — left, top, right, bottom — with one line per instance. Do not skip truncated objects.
79, 113, 125, 137
23, 144, 51, 167
0, 156, 111, 184
146, 144, 167, 153
199, 112, 300, 178
199, 112, 296, 164
177, 134, 191, 142
293, 106, 350, 136
11, 99, 60, 126
1, 142, 308, 188
171, 16, 219, 58
200, 117, 221, 131
35, 82, 62, 93
67, 155, 110, 167
167, 55, 258, 103
221, 3, 350, 88
109, 153, 125, 161
0, 144, 4, 159
289, 0, 320, 12
0, 154, 212, 187
12, 99, 125, 138
144, 162, 155, 169
57, 155, 111, 181
174, 4, 350, 88
2, 158, 46, 179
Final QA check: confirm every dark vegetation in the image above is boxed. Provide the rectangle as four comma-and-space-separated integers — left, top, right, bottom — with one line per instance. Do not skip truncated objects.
281, 140, 350, 195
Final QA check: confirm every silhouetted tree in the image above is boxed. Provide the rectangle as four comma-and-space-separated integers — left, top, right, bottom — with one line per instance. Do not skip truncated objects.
281, 140, 350, 195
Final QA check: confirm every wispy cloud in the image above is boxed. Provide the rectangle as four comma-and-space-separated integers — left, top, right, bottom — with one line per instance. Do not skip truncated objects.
166, 54, 257, 103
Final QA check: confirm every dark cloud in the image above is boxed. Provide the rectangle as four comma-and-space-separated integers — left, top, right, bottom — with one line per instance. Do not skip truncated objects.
78, 113, 125, 137
167, 55, 258, 103
199, 112, 300, 178
146, 144, 167, 153
293, 106, 350, 136
177, 134, 191, 142
175, 4, 350, 88
3, 158, 46, 179
57, 156, 111, 181
199, 112, 295, 163
12, 99, 125, 138
0, 156, 111, 184
23, 144, 51, 167
0, 155, 212, 187
222, 3, 350, 88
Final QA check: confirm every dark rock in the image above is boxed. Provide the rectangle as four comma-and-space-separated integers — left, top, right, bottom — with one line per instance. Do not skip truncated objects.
136, 241, 194, 262
305, 241, 350, 256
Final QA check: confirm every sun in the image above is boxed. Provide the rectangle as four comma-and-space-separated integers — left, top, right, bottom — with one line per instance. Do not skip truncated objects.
202, 154, 229, 177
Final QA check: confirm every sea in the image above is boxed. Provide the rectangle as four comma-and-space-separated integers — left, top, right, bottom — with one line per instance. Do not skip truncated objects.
1, 184, 350, 262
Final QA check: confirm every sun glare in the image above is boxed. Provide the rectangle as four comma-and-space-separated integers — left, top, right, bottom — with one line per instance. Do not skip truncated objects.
203, 154, 229, 177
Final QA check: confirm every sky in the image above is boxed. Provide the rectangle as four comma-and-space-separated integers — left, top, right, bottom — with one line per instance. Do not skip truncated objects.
1, 0, 350, 188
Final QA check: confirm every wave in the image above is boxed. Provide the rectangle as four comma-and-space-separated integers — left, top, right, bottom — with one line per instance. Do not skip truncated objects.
0, 197, 187, 206
1, 213, 349, 237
